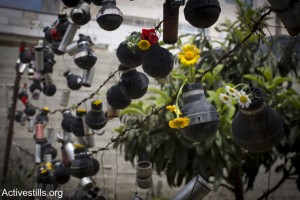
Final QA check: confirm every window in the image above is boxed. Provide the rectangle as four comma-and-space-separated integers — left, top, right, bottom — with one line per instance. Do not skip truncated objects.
0, 0, 61, 14
225, 0, 236, 4
225, 0, 254, 6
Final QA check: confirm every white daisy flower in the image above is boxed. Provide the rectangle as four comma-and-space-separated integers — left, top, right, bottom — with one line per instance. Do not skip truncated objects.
127, 42, 135, 48
225, 86, 238, 97
236, 91, 252, 108
219, 93, 232, 106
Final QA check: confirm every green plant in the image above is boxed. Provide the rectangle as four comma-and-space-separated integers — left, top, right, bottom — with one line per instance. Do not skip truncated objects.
114, 1, 300, 199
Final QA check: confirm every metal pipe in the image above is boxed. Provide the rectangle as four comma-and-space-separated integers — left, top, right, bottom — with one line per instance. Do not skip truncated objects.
2, 70, 21, 181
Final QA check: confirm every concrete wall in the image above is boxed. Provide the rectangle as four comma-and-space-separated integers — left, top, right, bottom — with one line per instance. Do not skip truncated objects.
0, 0, 287, 50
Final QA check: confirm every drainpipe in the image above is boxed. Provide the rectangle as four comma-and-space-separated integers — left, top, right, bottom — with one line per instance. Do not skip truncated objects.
2, 69, 21, 182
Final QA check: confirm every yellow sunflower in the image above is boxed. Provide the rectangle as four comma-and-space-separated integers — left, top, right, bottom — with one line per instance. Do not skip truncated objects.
138, 39, 151, 51
166, 105, 182, 115
169, 117, 190, 129
166, 105, 176, 112
178, 44, 200, 67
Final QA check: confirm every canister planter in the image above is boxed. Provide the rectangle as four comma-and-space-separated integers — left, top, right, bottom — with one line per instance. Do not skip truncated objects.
172, 175, 211, 200
142, 43, 173, 78
116, 42, 143, 68
119, 68, 149, 99
136, 176, 153, 189
136, 161, 153, 189
106, 84, 132, 109
232, 87, 284, 152
180, 83, 220, 142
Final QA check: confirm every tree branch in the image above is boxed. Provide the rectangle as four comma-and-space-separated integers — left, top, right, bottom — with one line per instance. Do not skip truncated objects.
256, 166, 294, 200
89, 99, 174, 156
220, 183, 235, 192
197, 7, 272, 82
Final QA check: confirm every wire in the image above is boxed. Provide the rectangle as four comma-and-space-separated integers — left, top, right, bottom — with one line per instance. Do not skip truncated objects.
114, 148, 119, 200
197, 6, 272, 82
265, 157, 272, 200
48, 69, 119, 114
100, 150, 107, 195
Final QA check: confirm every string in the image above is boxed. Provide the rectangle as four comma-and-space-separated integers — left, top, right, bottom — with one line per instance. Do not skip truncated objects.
264, 154, 272, 200
62, 55, 71, 71
48, 69, 119, 114
100, 150, 107, 195
189, 142, 202, 200
197, 6, 272, 82
114, 148, 119, 200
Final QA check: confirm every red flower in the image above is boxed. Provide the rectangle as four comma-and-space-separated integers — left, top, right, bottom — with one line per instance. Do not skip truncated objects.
21, 96, 28, 105
51, 28, 58, 38
19, 42, 25, 52
141, 29, 158, 46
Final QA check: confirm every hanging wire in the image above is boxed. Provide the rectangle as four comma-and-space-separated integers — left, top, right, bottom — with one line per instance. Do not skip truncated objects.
12, 141, 35, 159
114, 148, 119, 200
189, 142, 202, 200
60, 5, 67, 15
135, 181, 138, 196
255, 22, 276, 103
197, 6, 272, 82
42, 88, 47, 108
84, 101, 88, 111
86, 19, 90, 37
264, 158, 272, 200
62, 55, 71, 71
100, 150, 107, 195
48, 68, 119, 114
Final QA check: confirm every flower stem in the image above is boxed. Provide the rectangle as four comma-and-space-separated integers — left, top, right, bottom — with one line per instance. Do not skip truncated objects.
190, 66, 195, 83
234, 83, 247, 90
175, 79, 188, 118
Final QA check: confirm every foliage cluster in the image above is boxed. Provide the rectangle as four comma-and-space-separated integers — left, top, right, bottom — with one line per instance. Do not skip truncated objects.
114, 1, 300, 199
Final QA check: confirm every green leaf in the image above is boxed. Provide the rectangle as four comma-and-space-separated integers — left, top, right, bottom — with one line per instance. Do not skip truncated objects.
227, 105, 236, 119
212, 64, 224, 76
288, 127, 300, 148
287, 96, 300, 109
204, 136, 215, 150
207, 90, 220, 107
243, 74, 264, 85
267, 76, 291, 90
171, 73, 187, 80
176, 172, 185, 186
175, 143, 188, 173
213, 162, 224, 189
70, 104, 77, 110
234, 28, 244, 42
166, 161, 177, 186
120, 107, 144, 115
203, 72, 213, 84
165, 136, 175, 161
148, 88, 171, 103
149, 128, 166, 147
154, 147, 165, 175
258, 67, 273, 82
215, 132, 222, 148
